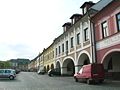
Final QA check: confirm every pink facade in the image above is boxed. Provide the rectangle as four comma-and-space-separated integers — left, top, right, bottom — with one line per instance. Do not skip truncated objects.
92, 1, 120, 63
97, 44, 120, 63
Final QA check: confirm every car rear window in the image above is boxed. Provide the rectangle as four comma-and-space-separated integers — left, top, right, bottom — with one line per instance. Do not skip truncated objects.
0, 70, 4, 73
92, 65, 103, 74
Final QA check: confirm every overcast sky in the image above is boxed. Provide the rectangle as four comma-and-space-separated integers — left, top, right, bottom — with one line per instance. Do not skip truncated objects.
0, 0, 99, 61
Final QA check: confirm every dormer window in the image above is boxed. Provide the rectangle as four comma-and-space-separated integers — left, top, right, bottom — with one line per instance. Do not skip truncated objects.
70, 14, 82, 24
62, 22, 71, 32
64, 27, 67, 32
83, 7, 87, 14
72, 19, 75, 25
80, 1, 95, 15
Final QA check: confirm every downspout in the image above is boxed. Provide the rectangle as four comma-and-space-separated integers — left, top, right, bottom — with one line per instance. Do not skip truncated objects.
88, 13, 97, 63
38, 53, 40, 70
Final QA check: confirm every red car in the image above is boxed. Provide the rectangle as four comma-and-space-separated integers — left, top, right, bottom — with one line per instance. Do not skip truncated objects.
74, 63, 105, 84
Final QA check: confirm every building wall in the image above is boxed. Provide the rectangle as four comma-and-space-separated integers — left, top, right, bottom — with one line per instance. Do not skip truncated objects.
39, 54, 44, 69
28, 59, 36, 72
43, 44, 55, 72
92, 1, 120, 63
54, 14, 93, 74
93, 1, 120, 41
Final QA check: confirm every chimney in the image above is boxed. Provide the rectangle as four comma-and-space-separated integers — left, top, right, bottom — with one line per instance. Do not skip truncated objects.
80, 1, 95, 15
62, 22, 71, 32
70, 14, 83, 24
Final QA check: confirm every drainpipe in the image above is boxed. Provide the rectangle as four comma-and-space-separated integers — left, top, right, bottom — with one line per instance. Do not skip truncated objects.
88, 14, 97, 63
39, 53, 40, 71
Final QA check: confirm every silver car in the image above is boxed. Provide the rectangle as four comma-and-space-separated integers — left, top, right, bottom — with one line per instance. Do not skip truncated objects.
0, 69, 16, 80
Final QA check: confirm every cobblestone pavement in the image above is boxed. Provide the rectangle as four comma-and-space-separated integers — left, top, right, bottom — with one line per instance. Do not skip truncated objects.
0, 72, 120, 90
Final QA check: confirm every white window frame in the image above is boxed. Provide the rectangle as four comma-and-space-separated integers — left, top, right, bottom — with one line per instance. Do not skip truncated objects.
77, 33, 80, 45
116, 13, 120, 31
101, 21, 109, 38
84, 28, 89, 41
71, 37, 74, 48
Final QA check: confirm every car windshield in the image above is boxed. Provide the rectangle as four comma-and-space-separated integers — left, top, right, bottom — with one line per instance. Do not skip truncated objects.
79, 68, 83, 74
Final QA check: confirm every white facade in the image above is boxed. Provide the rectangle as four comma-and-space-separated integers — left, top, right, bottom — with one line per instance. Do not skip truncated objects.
54, 14, 93, 75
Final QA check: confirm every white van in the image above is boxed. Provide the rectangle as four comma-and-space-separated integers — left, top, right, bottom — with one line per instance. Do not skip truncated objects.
0, 69, 16, 80
37, 67, 45, 75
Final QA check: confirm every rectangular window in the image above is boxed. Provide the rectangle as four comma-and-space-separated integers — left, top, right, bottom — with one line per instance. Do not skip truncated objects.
101, 21, 109, 38
62, 44, 64, 52
84, 28, 89, 41
47, 55, 49, 59
83, 7, 87, 14
71, 37, 74, 48
59, 46, 61, 54
77, 33, 80, 45
116, 13, 120, 31
66, 41, 68, 51
53, 51, 54, 58
56, 48, 57, 56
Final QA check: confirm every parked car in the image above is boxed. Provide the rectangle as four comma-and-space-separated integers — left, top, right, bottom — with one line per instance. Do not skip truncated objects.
0, 69, 16, 80
48, 68, 61, 76
37, 67, 45, 75
74, 63, 105, 84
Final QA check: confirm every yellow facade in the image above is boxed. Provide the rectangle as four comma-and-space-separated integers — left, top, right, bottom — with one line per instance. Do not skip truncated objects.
42, 43, 55, 72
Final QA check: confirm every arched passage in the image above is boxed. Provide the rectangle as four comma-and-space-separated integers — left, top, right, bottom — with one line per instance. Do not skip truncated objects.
56, 61, 61, 74
62, 58, 75, 76
102, 51, 120, 80
77, 53, 90, 71
51, 64, 54, 69
44, 66, 46, 73
56, 61, 61, 69
47, 65, 50, 72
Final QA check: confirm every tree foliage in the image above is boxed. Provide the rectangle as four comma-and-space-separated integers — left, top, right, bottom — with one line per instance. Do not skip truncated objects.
0, 61, 11, 69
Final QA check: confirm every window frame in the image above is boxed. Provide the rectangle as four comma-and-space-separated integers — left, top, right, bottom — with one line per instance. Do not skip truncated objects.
84, 28, 89, 41
55, 48, 57, 56
59, 46, 61, 54
116, 12, 120, 31
101, 21, 109, 38
71, 37, 74, 48
77, 33, 80, 45
66, 41, 68, 51
62, 43, 64, 53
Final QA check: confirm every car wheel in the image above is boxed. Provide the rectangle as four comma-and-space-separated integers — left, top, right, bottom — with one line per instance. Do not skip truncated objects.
75, 78, 78, 82
51, 74, 54, 77
9, 76, 14, 80
48, 74, 52, 77
99, 79, 104, 83
87, 79, 92, 85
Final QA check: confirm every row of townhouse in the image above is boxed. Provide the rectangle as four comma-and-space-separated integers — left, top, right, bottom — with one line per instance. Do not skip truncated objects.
9, 59, 30, 71
28, 43, 55, 73
29, 0, 120, 79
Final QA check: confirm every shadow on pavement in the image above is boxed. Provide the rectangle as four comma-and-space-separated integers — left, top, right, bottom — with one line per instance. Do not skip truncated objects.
93, 79, 120, 88
0, 78, 21, 82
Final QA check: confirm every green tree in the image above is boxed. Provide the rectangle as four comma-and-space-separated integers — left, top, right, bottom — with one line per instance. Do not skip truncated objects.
0, 61, 11, 69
